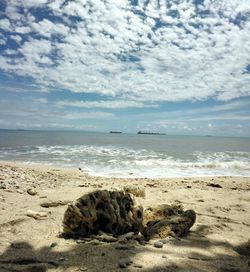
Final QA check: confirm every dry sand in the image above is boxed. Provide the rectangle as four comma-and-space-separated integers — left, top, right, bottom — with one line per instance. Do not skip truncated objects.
0, 162, 249, 272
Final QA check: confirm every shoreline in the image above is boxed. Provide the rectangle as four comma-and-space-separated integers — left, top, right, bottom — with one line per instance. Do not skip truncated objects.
0, 162, 249, 271
1, 159, 249, 179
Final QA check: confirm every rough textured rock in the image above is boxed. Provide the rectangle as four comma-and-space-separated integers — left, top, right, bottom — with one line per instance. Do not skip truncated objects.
63, 190, 143, 237
62, 191, 195, 240
143, 204, 196, 241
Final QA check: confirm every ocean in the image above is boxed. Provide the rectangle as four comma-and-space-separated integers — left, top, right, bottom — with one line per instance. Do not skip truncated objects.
0, 130, 249, 178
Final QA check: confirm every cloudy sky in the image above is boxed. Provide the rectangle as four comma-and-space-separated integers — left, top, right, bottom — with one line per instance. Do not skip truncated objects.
0, 0, 250, 136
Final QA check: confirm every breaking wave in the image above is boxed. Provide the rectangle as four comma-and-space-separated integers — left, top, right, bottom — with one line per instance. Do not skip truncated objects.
1, 145, 250, 177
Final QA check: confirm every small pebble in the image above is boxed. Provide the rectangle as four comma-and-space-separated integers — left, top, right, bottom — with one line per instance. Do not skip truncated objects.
27, 188, 37, 196
50, 242, 58, 248
119, 262, 127, 268
118, 258, 133, 268
154, 241, 163, 248
89, 239, 102, 246
76, 239, 85, 244
138, 240, 147, 246
26, 210, 48, 220
99, 234, 118, 243
133, 264, 143, 268
83, 237, 92, 242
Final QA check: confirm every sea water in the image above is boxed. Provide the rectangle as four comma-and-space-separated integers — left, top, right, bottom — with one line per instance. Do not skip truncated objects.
0, 130, 249, 178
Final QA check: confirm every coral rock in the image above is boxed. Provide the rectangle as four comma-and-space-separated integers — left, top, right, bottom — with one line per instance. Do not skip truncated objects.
143, 204, 196, 240
63, 190, 143, 237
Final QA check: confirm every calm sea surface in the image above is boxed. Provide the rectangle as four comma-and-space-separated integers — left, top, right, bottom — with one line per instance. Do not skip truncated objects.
0, 130, 249, 177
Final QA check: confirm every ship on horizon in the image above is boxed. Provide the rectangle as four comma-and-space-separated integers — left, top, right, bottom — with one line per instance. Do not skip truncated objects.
109, 131, 122, 134
137, 131, 166, 135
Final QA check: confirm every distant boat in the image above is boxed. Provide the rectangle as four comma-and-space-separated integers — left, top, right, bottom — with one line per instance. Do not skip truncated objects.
110, 131, 122, 134
137, 131, 166, 135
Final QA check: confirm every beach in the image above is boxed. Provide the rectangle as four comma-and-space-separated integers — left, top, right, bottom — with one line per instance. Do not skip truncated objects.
1, 1, 250, 271
0, 162, 249, 272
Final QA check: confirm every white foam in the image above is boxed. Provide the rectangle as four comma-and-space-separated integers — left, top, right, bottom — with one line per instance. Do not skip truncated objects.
0, 145, 250, 178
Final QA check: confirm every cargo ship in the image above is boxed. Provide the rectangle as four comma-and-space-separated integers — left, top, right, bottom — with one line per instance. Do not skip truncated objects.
109, 131, 122, 134
137, 131, 166, 135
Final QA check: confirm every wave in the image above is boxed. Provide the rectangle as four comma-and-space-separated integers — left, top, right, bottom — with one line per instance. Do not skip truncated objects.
0, 145, 250, 177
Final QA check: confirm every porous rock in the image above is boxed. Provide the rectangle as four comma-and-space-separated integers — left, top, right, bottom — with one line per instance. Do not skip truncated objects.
62, 190, 143, 237
143, 204, 196, 241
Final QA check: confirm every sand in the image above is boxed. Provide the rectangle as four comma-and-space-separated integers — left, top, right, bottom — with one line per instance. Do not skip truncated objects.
0, 162, 249, 272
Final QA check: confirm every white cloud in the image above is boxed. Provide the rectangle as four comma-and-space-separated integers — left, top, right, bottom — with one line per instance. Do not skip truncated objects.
10, 35, 22, 43
15, 26, 31, 34
56, 100, 159, 109
0, 96, 117, 131
22, 0, 49, 8
210, 100, 250, 112
0, 39, 6, 45
3, 49, 17, 55
33, 98, 48, 104
126, 99, 250, 128
19, 38, 51, 56
0, 18, 11, 31
30, 19, 69, 38
62, 111, 116, 120
0, 0, 249, 103
5, 1, 24, 20
191, 114, 250, 121
5, 0, 49, 10
136, 106, 250, 136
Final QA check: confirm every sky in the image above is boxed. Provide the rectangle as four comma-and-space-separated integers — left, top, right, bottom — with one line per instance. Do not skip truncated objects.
0, 0, 250, 137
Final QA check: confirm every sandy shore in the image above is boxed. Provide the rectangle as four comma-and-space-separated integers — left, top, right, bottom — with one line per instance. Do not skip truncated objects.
0, 162, 249, 272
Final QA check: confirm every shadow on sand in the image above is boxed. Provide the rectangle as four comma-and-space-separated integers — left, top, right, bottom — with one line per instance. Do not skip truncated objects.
0, 225, 249, 272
